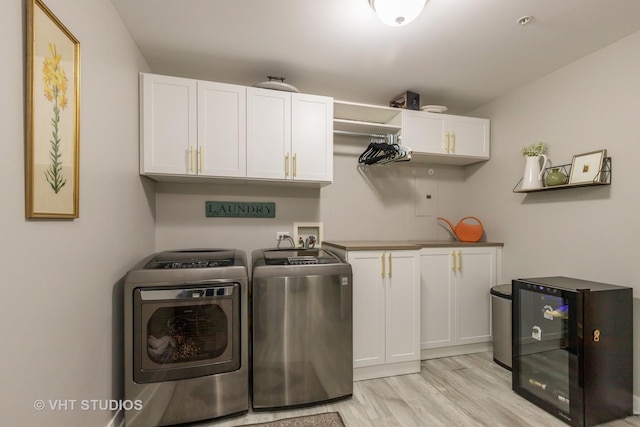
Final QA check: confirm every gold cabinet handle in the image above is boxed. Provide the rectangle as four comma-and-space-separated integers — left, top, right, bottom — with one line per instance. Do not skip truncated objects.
189, 146, 194, 172
285, 152, 290, 177
445, 132, 450, 153
451, 132, 456, 154
451, 250, 456, 272
198, 146, 203, 172
381, 253, 386, 278
293, 153, 297, 178
388, 253, 393, 278
457, 250, 462, 272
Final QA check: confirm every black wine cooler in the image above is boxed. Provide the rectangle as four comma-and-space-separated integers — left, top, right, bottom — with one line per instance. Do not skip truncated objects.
512, 276, 632, 427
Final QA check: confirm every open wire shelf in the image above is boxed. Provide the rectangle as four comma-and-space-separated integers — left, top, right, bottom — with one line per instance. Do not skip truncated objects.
513, 157, 611, 193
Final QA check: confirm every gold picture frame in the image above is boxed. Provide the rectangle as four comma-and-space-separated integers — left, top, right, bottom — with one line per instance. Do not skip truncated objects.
26, 0, 80, 219
569, 149, 607, 185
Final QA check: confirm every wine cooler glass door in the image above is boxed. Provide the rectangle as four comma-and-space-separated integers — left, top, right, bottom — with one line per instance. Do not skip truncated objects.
513, 282, 581, 425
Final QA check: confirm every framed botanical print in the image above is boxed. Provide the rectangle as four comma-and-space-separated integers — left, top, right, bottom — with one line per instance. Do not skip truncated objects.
26, 0, 80, 218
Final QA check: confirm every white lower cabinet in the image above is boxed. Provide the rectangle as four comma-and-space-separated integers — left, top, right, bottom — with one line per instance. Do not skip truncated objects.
344, 250, 420, 381
420, 246, 500, 358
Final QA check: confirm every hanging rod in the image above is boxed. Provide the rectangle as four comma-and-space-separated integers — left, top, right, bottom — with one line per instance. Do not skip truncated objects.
333, 130, 397, 138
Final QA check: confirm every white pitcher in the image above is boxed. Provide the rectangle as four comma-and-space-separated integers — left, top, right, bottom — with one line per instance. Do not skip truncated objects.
521, 154, 549, 190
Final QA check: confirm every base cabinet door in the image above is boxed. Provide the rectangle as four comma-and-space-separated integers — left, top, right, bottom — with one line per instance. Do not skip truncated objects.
384, 251, 421, 364
347, 250, 420, 377
456, 247, 496, 344
420, 247, 497, 350
349, 251, 386, 368
420, 248, 455, 349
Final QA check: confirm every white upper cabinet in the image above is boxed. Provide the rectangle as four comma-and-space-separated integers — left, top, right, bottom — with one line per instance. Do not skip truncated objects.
140, 73, 333, 185
140, 73, 197, 175
141, 73, 246, 178
401, 110, 446, 155
449, 115, 490, 158
247, 87, 333, 183
332, 100, 490, 166
292, 93, 333, 182
197, 81, 246, 177
401, 110, 490, 165
246, 87, 291, 180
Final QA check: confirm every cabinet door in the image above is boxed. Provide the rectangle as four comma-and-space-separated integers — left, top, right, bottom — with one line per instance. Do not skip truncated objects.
140, 73, 196, 175
420, 248, 455, 349
456, 247, 496, 344
197, 81, 246, 177
385, 251, 420, 364
291, 93, 333, 182
349, 251, 386, 369
402, 110, 447, 154
448, 115, 490, 158
246, 87, 291, 179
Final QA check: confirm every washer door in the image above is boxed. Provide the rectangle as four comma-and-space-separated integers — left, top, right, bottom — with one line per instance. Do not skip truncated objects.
133, 283, 241, 383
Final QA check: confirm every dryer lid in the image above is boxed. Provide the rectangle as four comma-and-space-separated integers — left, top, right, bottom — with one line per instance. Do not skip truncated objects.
143, 249, 241, 269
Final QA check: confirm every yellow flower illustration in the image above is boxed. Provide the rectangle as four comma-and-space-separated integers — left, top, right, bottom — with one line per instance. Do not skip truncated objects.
41, 42, 69, 194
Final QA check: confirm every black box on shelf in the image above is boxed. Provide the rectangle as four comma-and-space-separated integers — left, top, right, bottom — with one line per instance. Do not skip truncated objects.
389, 91, 420, 110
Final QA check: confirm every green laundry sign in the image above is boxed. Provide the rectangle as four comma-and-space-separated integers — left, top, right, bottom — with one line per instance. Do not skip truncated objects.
205, 201, 275, 218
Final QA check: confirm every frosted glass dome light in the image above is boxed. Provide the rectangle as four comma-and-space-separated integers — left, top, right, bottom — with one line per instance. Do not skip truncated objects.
368, 0, 427, 26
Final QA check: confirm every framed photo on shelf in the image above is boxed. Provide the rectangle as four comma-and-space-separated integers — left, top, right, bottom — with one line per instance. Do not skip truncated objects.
26, 0, 80, 218
569, 149, 607, 185
293, 222, 323, 249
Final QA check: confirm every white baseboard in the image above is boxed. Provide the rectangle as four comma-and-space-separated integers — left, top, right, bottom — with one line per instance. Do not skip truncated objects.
634, 394, 640, 415
421, 342, 492, 360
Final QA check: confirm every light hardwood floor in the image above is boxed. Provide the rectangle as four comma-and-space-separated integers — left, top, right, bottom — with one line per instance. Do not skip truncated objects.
203, 352, 639, 427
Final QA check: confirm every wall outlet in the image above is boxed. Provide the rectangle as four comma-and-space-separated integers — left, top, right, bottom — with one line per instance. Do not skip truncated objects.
276, 231, 289, 240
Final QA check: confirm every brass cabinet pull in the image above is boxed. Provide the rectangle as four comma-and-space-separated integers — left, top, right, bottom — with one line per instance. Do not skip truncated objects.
293, 153, 297, 178
457, 250, 462, 272
388, 253, 393, 278
198, 146, 203, 172
451, 251, 456, 272
381, 253, 386, 278
189, 146, 194, 172
451, 132, 456, 153
285, 152, 290, 177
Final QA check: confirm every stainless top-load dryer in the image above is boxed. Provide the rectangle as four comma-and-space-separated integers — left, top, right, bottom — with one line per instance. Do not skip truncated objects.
123, 249, 248, 427
251, 248, 353, 410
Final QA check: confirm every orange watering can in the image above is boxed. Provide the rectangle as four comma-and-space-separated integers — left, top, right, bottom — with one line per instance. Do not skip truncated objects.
437, 216, 484, 242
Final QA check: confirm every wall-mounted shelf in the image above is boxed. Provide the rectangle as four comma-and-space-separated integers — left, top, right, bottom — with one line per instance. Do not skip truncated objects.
513, 157, 611, 193
333, 100, 401, 135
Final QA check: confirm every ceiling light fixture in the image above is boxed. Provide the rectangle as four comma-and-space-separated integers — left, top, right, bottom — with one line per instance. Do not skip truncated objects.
368, 0, 427, 27
516, 15, 532, 26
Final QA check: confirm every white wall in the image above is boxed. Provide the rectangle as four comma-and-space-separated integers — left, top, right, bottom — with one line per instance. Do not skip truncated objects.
153, 138, 470, 258
467, 30, 640, 409
0, 1, 153, 426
